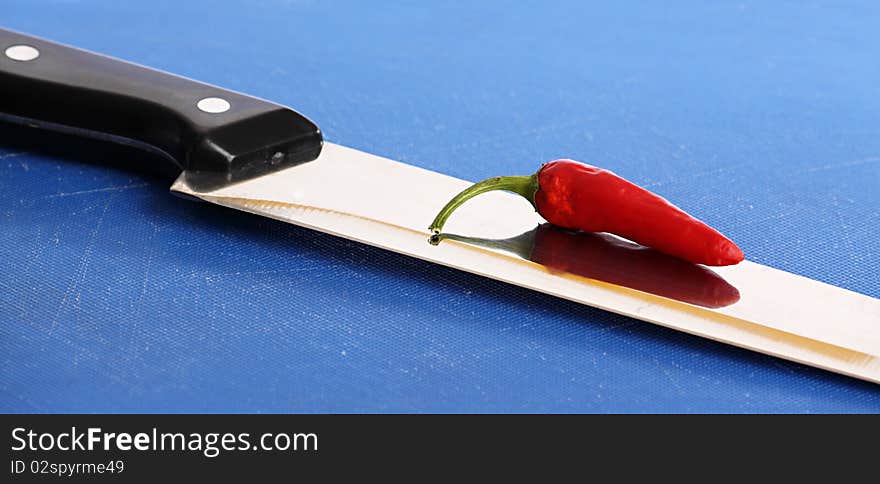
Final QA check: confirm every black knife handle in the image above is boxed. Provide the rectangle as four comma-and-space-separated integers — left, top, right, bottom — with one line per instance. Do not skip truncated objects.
0, 28, 322, 189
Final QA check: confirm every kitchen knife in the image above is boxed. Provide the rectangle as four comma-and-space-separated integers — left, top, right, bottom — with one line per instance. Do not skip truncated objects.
2, 29, 878, 383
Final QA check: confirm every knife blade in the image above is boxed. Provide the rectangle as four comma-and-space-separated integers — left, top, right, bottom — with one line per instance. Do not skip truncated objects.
3, 29, 878, 383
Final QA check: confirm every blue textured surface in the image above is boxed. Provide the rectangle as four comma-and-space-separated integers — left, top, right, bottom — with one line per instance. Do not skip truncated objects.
2, 1, 879, 413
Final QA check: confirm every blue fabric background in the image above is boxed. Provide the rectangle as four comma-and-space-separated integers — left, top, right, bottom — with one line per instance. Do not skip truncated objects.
2, 1, 879, 412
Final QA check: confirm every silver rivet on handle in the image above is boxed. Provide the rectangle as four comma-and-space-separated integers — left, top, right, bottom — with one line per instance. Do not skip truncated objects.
5, 45, 40, 61
196, 97, 231, 114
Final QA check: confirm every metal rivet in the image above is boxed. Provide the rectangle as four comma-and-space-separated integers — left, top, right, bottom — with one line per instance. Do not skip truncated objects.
197, 97, 231, 114
5, 45, 40, 62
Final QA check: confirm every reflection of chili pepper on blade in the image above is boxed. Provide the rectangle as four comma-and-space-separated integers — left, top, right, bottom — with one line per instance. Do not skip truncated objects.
437, 224, 741, 309
429, 159, 744, 266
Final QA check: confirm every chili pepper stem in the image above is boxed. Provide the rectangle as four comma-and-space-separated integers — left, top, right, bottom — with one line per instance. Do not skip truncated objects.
428, 174, 539, 234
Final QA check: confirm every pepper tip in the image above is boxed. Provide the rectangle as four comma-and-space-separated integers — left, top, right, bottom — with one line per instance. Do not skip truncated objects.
713, 240, 745, 266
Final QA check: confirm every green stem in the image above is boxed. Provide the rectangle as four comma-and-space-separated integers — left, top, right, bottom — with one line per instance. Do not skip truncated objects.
428, 174, 539, 233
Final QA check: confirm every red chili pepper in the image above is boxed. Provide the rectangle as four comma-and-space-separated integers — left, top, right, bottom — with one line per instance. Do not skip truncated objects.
429, 159, 744, 266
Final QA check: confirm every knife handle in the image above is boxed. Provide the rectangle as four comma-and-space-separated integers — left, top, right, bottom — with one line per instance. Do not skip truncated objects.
0, 28, 322, 188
